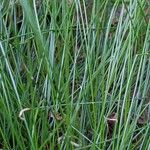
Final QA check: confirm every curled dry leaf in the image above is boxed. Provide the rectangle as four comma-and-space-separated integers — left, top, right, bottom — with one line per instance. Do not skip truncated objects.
19, 108, 31, 120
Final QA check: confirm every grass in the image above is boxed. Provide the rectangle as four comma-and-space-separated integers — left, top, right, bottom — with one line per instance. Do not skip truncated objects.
0, 0, 150, 149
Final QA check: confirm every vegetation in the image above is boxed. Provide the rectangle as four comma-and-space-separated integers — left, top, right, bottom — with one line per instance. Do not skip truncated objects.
0, 0, 150, 149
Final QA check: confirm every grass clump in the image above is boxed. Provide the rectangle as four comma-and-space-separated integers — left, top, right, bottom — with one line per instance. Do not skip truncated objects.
0, 0, 150, 149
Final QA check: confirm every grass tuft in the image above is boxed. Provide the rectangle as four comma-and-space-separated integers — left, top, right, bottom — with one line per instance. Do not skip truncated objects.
0, 0, 150, 149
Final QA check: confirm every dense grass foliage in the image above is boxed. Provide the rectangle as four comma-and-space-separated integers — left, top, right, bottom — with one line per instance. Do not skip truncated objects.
0, 0, 150, 149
